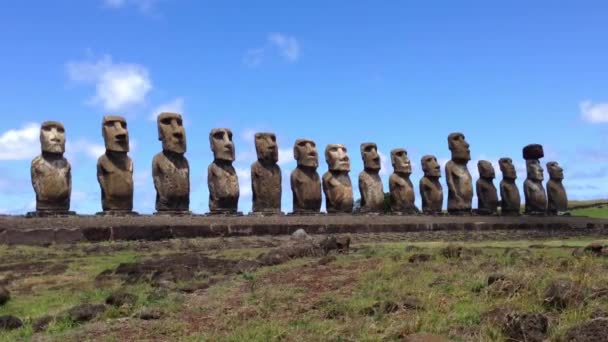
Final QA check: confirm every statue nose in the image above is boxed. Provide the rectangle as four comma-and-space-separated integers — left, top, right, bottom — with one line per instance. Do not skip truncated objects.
116, 133, 127, 141
173, 131, 184, 140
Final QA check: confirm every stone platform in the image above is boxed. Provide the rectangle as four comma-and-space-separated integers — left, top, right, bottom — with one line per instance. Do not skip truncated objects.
0, 214, 607, 246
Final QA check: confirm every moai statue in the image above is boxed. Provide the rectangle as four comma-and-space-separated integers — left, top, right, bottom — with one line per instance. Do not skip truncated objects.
290, 139, 322, 214
419, 155, 443, 214
251, 132, 282, 215
97, 116, 135, 215
523, 144, 547, 215
152, 112, 190, 215
358, 143, 384, 213
323, 144, 353, 214
499, 157, 521, 215
29, 121, 73, 217
389, 148, 418, 214
476, 160, 498, 215
445, 132, 473, 215
546, 161, 568, 215
208, 128, 239, 214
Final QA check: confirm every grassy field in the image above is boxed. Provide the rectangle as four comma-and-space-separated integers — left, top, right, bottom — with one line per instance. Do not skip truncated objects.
1, 236, 608, 341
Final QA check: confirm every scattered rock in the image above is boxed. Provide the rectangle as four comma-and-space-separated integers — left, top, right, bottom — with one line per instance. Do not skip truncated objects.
0, 286, 9, 305
502, 313, 548, 342
543, 279, 583, 310
318, 255, 336, 265
409, 254, 432, 263
486, 276, 522, 297
67, 303, 106, 323
487, 273, 506, 286
584, 242, 605, 256
105, 292, 137, 307
504, 248, 533, 261
404, 245, 421, 252
0, 315, 22, 331
319, 236, 350, 254
590, 309, 608, 319
402, 333, 450, 342
291, 229, 310, 241
360, 300, 400, 316
563, 318, 608, 342
402, 296, 424, 310
441, 245, 463, 258
138, 308, 162, 320
572, 248, 585, 257
32, 315, 53, 332
481, 306, 515, 325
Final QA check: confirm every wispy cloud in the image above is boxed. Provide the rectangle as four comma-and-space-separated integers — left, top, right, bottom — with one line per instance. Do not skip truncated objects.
580, 100, 608, 123
243, 32, 301, 67
150, 97, 185, 121
0, 123, 40, 160
243, 48, 265, 67
67, 54, 152, 112
102, 0, 158, 13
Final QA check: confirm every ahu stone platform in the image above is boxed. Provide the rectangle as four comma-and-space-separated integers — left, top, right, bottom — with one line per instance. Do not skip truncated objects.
0, 215, 607, 246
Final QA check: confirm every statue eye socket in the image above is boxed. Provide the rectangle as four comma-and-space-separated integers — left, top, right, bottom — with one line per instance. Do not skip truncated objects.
121, 122, 127, 129
271, 136, 276, 142
176, 119, 183, 126
161, 118, 172, 125
57, 127, 65, 133
213, 132, 224, 140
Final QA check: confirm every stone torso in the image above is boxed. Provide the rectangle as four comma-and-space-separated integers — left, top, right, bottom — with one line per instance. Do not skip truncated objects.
547, 180, 568, 213
323, 171, 353, 213
476, 178, 498, 214
524, 179, 547, 214
500, 180, 521, 214
31, 155, 71, 211
420, 176, 443, 214
359, 171, 384, 212
208, 162, 239, 213
290, 167, 322, 213
152, 152, 190, 212
97, 154, 133, 211
445, 161, 473, 213
389, 173, 416, 213
252, 161, 282, 213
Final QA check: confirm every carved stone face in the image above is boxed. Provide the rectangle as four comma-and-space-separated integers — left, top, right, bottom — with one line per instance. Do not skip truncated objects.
547, 161, 564, 181
40, 121, 65, 154
421, 155, 441, 178
158, 112, 186, 154
210, 128, 234, 162
478, 160, 495, 179
102, 116, 129, 152
448, 132, 471, 162
391, 148, 411, 174
360, 143, 380, 171
325, 144, 350, 172
294, 139, 318, 168
526, 160, 544, 181
255, 133, 278, 163
499, 158, 517, 180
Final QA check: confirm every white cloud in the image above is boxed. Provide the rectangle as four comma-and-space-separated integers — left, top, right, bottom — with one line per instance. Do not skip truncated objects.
236, 167, 252, 198
150, 97, 185, 121
268, 33, 300, 62
67, 139, 106, 160
102, 0, 158, 13
580, 100, 608, 123
278, 148, 294, 166
67, 55, 152, 112
0, 123, 40, 160
378, 150, 390, 176
243, 48, 265, 67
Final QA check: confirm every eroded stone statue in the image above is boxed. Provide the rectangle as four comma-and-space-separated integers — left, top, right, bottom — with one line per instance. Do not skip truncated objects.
499, 157, 520, 215
97, 116, 135, 215
323, 144, 353, 214
523, 144, 547, 215
208, 128, 239, 214
290, 139, 322, 214
358, 143, 384, 213
29, 121, 73, 216
389, 148, 418, 214
476, 160, 498, 215
445, 133, 473, 215
546, 161, 568, 215
420, 155, 443, 214
152, 112, 190, 214
251, 132, 282, 215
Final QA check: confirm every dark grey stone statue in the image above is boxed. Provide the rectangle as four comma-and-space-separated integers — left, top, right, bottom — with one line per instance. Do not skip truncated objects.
523, 144, 547, 215
290, 139, 322, 214
251, 133, 282, 215
546, 161, 568, 215
358, 142, 384, 213
420, 155, 443, 214
476, 160, 498, 215
208, 128, 239, 214
499, 157, 520, 215
322, 144, 353, 214
445, 133, 473, 215
389, 148, 418, 214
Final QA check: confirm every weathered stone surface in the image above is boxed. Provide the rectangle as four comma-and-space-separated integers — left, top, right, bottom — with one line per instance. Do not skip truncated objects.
389, 148, 418, 214
445, 133, 473, 214
208, 128, 239, 214
323, 144, 353, 213
499, 158, 521, 215
563, 318, 608, 342
31, 121, 72, 214
543, 279, 583, 310
546, 161, 568, 215
105, 292, 137, 307
251, 133, 281, 214
523, 144, 547, 215
0, 286, 9, 305
153, 112, 189, 213
97, 116, 134, 213
502, 313, 548, 342
291, 139, 322, 214
476, 160, 498, 215
0, 315, 22, 331
67, 303, 106, 322
358, 142, 384, 213
32, 315, 52, 332
420, 155, 443, 214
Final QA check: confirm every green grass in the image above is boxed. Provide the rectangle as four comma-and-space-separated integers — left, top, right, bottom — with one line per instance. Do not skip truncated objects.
571, 206, 608, 218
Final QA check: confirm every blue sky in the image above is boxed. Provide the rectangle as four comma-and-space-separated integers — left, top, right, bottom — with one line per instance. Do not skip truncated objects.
0, 0, 607, 214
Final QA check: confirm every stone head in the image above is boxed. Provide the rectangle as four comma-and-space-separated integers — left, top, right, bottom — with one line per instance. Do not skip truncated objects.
547, 161, 564, 181
294, 139, 318, 168
157, 112, 186, 154
102, 116, 129, 152
209, 128, 234, 162
478, 160, 495, 179
526, 159, 544, 181
499, 158, 517, 180
448, 132, 471, 162
325, 144, 350, 172
421, 155, 441, 178
360, 142, 380, 172
255, 133, 278, 163
40, 121, 66, 154
391, 148, 411, 175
